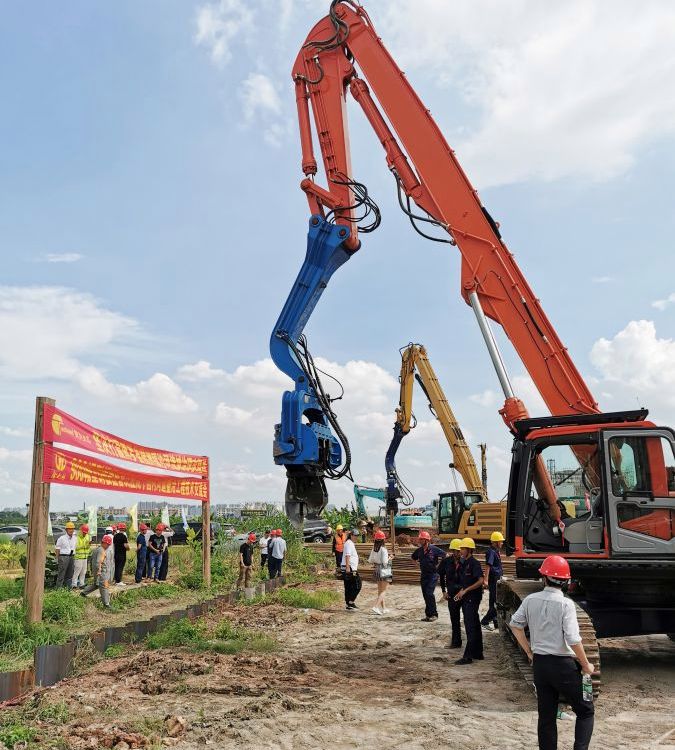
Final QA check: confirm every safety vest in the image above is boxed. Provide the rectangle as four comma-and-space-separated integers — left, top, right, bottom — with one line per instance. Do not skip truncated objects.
74, 533, 91, 560
334, 532, 346, 553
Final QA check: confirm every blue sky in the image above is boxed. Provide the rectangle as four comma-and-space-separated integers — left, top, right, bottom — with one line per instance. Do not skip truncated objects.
2, 0, 675, 513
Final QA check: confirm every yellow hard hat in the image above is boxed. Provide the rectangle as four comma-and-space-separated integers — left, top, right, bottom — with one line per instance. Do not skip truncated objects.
336, 524, 343, 531
449, 538, 462, 550
490, 531, 505, 542
460, 537, 476, 549
65, 522, 75, 530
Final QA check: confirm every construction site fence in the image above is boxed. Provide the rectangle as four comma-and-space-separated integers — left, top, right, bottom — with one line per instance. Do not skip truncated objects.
0, 575, 287, 704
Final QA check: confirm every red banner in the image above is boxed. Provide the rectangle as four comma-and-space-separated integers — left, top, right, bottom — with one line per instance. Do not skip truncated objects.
42, 446, 209, 501
43, 404, 208, 476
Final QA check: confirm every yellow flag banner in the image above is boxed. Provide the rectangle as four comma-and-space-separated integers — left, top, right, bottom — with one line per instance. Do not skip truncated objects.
43, 446, 209, 502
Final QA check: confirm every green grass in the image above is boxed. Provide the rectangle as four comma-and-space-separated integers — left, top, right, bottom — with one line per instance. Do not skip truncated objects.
104, 644, 126, 658
96, 582, 179, 612
0, 602, 66, 665
0, 577, 22, 602
42, 589, 85, 623
146, 615, 277, 655
0, 698, 69, 748
273, 587, 339, 610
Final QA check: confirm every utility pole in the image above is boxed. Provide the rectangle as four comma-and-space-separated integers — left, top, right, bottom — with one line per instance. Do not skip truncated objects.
202, 462, 211, 587
25, 396, 55, 624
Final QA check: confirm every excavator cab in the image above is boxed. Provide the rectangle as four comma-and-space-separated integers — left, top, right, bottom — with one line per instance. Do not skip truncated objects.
436, 491, 484, 535
508, 410, 675, 568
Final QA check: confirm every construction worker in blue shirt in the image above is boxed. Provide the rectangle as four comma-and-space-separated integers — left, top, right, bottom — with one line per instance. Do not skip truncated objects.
454, 537, 484, 664
438, 538, 464, 648
481, 530, 504, 631
411, 531, 445, 622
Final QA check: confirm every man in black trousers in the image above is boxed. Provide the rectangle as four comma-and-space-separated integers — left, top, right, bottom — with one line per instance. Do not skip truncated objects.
510, 555, 595, 750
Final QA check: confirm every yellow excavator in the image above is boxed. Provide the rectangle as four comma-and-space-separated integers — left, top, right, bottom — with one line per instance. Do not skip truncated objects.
385, 343, 505, 543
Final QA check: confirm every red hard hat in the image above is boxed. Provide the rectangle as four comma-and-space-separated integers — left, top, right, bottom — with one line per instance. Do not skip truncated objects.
111, 524, 117, 531
117, 522, 126, 530
373, 530, 386, 540
248, 532, 257, 542
101, 534, 113, 545
80, 524, 89, 533
155, 523, 164, 531
139, 523, 148, 532
276, 529, 283, 536
418, 531, 431, 541
539, 555, 571, 580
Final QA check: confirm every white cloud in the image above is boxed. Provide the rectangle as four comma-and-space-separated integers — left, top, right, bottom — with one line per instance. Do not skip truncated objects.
590, 320, 675, 401
592, 276, 615, 284
380, 0, 675, 187
0, 286, 138, 380
75, 367, 198, 414
42, 253, 83, 263
0, 286, 196, 415
652, 293, 675, 311
213, 463, 285, 494
177, 360, 226, 382
0, 426, 30, 438
469, 389, 498, 407
238, 72, 287, 147
194, 0, 254, 66
214, 402, 256, 426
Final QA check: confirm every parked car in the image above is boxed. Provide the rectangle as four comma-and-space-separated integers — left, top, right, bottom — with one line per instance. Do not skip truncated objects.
168, 521, 221, 545
303, 518, 332, 543
11, 525, 65, 545
0, 525, 29, 542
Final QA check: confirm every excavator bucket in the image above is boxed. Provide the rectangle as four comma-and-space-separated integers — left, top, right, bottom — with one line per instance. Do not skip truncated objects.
285, 470, 328, 528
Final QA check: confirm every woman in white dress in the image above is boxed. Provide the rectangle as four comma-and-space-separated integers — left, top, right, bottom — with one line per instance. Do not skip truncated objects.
368, 530, 392, 615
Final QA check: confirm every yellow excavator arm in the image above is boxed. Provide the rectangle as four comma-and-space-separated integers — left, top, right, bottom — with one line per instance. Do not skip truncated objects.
392, 343, 486, 498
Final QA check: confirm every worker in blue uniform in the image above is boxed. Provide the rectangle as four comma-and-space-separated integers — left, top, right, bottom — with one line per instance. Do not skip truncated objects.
438, 538, 464, 648
411, 530, 446, 622
454, 537, 484, 664
481, 530, 504, 631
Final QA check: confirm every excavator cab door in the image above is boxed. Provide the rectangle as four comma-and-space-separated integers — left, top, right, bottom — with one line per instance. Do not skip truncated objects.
602, 428, 675, 554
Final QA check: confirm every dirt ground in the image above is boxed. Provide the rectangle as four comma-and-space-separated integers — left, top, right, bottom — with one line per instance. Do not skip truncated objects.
30, 578, 675, 750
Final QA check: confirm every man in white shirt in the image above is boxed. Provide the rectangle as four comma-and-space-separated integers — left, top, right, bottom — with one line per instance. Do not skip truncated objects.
341, 529, 362, 609
510, 555, 594, 750
270, 528, 287, 579
54, 522, 77, 588
259, 530, 270, 568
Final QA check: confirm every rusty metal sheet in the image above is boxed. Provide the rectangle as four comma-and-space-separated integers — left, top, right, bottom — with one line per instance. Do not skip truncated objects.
103, 625, 132, 648
34, 640, 76, 687
129, 619, 152, 641
89, 631, 106, 653
0, 668, 34, 702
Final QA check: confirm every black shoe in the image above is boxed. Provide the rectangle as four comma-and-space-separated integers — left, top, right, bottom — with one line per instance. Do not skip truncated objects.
450, 643, 462, 649
346, 603, 357, 609
474, 654, 485, 660
455, 657, 473, 665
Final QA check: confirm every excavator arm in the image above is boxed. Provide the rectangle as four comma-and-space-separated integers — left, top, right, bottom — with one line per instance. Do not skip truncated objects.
385, 344, 486, 508
273, 0, 600, 522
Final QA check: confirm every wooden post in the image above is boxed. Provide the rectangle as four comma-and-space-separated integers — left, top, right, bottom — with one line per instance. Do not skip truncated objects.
24, 396, 55, 624
202, 490, 211, 588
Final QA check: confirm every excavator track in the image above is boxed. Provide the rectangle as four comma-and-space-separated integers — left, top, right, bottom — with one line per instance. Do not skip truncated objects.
497, 579, 601, 696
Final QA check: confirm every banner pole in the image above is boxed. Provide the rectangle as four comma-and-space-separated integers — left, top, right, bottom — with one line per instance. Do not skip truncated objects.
24, 396, 55, 624
202, 465, 211, 587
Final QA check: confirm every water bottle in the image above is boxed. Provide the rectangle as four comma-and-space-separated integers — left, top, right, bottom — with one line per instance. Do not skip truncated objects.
582, 674, 593, 702
556, 709, 574, 721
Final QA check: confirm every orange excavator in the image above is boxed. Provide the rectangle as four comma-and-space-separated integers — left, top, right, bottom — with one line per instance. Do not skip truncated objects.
271, 1, 675, 685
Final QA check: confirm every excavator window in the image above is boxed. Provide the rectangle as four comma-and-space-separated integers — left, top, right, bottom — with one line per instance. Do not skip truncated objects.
610, 435, 675, 542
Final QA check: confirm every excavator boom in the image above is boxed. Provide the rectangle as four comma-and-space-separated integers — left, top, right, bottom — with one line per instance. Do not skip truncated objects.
386, 344, 485, 508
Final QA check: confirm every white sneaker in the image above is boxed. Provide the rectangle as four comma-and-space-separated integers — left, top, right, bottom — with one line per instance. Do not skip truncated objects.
482, 622, 495, 632
116, 582, 127, 587
382, 609, 390, 614
372, 607, 383, 615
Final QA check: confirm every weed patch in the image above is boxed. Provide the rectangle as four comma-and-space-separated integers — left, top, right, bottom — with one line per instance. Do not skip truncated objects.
42, 589, 85, 623
0, 577, 22, 602
274, 588, 338, 610
146, 615, 277, 654
104, 644, 126, 658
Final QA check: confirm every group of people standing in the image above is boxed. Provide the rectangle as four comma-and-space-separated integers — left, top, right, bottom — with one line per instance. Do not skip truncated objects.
412, 530, 504, 665
52, 520, 175, 608
331, 525, 392, 614
236, 529, 287, 589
